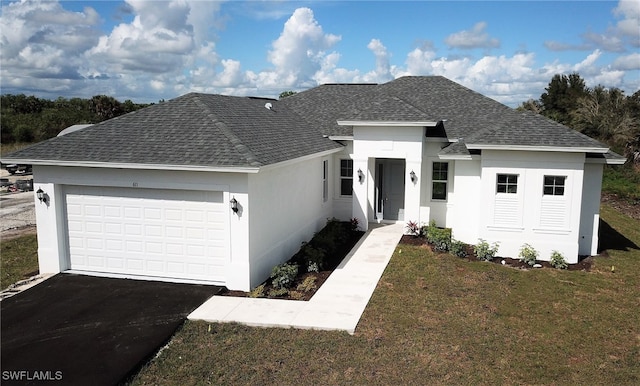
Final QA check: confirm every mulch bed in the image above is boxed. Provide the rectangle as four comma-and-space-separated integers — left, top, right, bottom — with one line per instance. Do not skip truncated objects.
399, 235, 593, 271
221, 230, 364, 301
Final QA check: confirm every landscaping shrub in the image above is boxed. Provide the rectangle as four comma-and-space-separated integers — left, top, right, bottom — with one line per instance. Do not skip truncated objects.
425, 220, 452, 252
270, 263, 299, 289
550, 250, 568, 269
268, 287, 289, 297
449, 239, 468, 258
350, 217, 360, 232
296, 276, 318, 292
405, 220, 420, 236
474, 239, 500, 261
300, 243, 326, 272
288, 290, 304, 300
519, 243, 538, 266
249, 284, 266, 298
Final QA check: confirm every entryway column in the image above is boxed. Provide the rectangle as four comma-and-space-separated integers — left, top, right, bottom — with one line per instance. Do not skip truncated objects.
404, 159, 422, 225
352, 158, 370, 231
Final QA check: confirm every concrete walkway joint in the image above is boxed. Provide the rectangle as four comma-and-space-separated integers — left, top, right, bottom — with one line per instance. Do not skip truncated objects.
188, 223, 404, 334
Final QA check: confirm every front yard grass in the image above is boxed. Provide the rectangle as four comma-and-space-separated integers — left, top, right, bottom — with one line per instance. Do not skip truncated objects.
129, 203, 640, 385
0, 233, 38, 290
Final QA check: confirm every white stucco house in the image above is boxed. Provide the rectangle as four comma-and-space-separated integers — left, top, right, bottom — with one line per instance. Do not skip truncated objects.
3, 76, 625, 291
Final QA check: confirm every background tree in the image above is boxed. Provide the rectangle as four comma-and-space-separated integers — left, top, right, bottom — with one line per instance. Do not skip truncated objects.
539, 73, 588, 125
519, 72, 639, 166
0, 94, 149, 146
279, 90, 297, 99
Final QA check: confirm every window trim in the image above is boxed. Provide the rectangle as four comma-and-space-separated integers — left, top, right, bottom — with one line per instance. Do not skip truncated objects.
431, 162, 448, 201
496, 173, 518, 194
543, 175, 566, 196
322, 160, 328, 202
339, 159, 353, 197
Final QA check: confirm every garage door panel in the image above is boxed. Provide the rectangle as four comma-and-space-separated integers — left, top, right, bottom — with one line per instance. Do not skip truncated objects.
65, 186, 227, 283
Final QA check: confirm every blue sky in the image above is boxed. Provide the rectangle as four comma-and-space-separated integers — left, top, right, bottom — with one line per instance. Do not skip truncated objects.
1, 1, 638, 106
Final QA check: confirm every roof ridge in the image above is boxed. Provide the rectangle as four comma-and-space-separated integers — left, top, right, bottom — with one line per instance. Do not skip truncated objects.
191, 95, 263, 167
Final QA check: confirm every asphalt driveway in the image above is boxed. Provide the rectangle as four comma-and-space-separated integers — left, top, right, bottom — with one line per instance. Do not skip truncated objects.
1, 274, 222, 385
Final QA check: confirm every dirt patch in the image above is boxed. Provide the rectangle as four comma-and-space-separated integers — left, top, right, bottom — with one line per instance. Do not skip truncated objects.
601, 193, 640, 220
1, 225, 36, 241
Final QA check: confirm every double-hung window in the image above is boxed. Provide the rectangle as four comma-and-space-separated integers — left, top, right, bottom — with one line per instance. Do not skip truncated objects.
543, 176, 566, 196
496, 174, 518, 194
340, 159, 353, 196
432, 162, 448, 200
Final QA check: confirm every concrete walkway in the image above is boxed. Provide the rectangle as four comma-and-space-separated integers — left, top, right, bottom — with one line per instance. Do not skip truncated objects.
188, 223, 404, 334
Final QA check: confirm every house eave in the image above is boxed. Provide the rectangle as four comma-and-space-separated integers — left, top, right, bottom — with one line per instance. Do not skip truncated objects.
438, 154, 481, 161
3, 159, 262, 173
337, 120, 440, 127
258, 147, 345, 172
585, 157, 627, 165
328, 136, 353, 141
465, 144, 609, 153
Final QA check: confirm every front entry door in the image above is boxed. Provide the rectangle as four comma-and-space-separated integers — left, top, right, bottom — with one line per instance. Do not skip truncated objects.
375, 159, 406, 221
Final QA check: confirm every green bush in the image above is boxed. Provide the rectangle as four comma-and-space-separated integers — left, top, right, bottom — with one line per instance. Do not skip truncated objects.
519, 243, 538, 266
474, 239, 500, 261
296, 276, 317, 292
425, 220, 452, 252
249, 284, 266, 298
270, 263, 299, 289
268, 287, 289, 297
301, 243, 326, 272
550, 251, 568, 269
450, 239, 468, 258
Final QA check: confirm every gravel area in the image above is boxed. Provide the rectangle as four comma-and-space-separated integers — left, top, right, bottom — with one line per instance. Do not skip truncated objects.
1, 169, 36, 237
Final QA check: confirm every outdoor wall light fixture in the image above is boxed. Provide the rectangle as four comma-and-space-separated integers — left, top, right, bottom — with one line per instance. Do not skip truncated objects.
230, 197, 239, 213
36, 188, 47, 204
410, 170, 417, 183
357, 169, 365, 183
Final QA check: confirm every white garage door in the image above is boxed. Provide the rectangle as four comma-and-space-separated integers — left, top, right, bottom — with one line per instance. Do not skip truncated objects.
64, 186, 227, 283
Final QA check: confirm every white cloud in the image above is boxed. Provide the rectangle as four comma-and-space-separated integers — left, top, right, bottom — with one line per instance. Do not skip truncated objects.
263, 7, 341, 88
88, 0, 196, 74
613, 53, 640, 70
573, 49, 602, 73
445, 22, 500, 49
546, 1, 639, 52
613, 0, 640, 43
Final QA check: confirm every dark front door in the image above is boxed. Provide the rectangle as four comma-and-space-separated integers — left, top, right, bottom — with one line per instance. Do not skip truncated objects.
375, 159, 405, 221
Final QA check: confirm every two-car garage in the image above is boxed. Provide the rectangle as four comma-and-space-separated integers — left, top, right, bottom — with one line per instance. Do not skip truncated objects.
63, 186, 228, 284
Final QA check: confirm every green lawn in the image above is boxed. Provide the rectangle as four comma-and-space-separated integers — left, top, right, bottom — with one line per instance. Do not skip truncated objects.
0, 233, 39, 290
129, 204, 640, 385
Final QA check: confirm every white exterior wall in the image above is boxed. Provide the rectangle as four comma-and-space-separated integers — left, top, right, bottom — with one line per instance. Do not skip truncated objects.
478, 151, 586, 263
421, 141, 452, 227
332, 144, 354, 221
579, 162, 604, 255
446, 159, 482, 242
351, 126, 424, 230
248, 156, 333, 290
32, 165, 250, 289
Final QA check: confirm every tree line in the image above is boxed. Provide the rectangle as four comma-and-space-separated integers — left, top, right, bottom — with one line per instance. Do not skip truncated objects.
1, 94, 150, 144
519, 73, 639, 166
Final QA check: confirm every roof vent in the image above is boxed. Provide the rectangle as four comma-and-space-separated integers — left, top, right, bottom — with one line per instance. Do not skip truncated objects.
265, 102, 273, 110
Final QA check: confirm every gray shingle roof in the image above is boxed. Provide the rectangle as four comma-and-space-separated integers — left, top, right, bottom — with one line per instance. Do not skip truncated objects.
465, 111, 607, 149
4, 93, 342, 168
4, 76, 617, 169
279, 84, 377, 136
